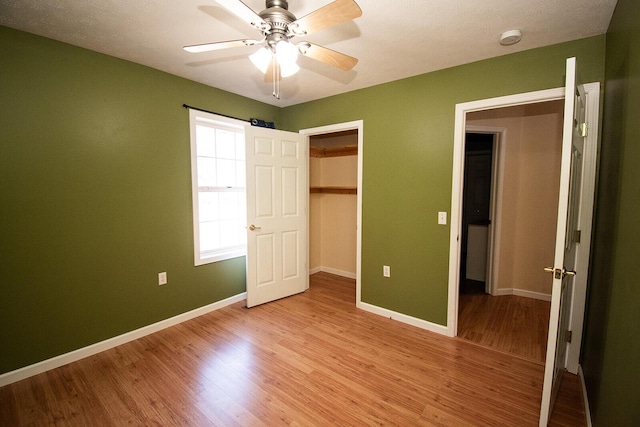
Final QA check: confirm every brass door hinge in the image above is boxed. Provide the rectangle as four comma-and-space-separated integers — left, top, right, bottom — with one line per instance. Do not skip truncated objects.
566, 330, 573, 343
575, 230, 581, 243
580, 123, 588, 137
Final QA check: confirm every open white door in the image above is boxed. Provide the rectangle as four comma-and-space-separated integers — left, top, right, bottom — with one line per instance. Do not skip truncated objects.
245, 126, 308, 308
539, 57, 586, 425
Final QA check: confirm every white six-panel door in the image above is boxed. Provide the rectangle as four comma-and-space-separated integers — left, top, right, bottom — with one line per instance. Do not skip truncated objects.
245, 126, 308, 308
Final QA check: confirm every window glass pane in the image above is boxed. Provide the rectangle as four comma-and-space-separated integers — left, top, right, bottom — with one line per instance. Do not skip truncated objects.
196, 125, 216, 157
236, 160, 246, 188
199, 221, 220, 252
198, 192, 219, 222
216, 129, 236, 159
219, 192, 239, 219
219, 219, 243, 248
235, 133, 245, 160
197, 157, 217, 186
217, 159, 236, 187
238, 195, 247, 220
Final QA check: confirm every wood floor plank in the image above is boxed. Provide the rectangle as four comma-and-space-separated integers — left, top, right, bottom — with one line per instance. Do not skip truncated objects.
0, 272, 585, 426
458, 292, 551, 363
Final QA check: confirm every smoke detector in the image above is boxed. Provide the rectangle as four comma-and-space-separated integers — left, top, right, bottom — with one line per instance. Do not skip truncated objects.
500, 30, 522, 46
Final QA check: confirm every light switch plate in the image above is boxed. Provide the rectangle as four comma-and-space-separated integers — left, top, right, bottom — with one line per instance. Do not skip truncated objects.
158, 272, 167, 285
438, 212, 447, 225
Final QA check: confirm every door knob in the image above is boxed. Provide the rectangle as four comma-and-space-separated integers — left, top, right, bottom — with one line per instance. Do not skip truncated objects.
544, 267, 576, 279
248, 224, 261, 231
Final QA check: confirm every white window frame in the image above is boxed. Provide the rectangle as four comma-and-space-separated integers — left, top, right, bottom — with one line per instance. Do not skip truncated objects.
188, 109, 247, 266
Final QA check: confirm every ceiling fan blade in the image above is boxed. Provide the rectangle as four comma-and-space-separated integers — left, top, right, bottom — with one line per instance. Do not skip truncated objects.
214, 0, 270, 31
288, 0, 362, 36
183, 39, 261, 53
298, 42, 358, 71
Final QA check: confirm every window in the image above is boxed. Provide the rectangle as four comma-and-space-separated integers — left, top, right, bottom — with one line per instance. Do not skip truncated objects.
189, 109, 247, 265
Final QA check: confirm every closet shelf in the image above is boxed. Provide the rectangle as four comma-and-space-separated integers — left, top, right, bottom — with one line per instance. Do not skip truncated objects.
310, 145, 358, 158
310, 186, 357, 195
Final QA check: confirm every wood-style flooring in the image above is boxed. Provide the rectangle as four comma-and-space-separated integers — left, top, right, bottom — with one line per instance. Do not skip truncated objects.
0, 272, 585, 426
458, 292, 552, 363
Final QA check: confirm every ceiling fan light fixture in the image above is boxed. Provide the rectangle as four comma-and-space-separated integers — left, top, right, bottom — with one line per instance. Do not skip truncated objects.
279, 60, 300, 77
250, 46, 272, 73
187, 0, 363, 99
275, 40, 299, 76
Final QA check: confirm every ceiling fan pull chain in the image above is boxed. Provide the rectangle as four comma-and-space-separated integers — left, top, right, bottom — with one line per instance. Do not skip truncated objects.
273, 60, 281, 99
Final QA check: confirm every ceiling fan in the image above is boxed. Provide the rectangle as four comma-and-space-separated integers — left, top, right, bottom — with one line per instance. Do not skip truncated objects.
184, 0, 362, 99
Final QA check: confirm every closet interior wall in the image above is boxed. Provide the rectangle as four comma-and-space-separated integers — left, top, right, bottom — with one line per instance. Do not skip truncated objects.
309, 132, 358, 279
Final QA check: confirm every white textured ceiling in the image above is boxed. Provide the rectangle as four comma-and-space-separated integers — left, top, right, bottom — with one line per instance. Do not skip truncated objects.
0, 0, 617, 107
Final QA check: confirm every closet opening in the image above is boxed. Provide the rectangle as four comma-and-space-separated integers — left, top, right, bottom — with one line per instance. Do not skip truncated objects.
309, 130, 359, 282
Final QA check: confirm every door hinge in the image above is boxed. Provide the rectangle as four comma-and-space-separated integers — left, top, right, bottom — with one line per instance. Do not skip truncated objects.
574, 230, 581, 243
566, 330, 573, 343
580, 122, 588, 137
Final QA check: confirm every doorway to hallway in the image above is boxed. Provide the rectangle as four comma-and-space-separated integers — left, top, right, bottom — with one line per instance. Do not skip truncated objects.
456, 101, 566, 362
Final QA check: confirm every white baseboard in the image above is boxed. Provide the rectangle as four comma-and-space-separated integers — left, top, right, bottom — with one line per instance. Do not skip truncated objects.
357, 301, 448, 336
310, 266, 322, 275
493, 287, 551, 302
0, 292, 247, 387
310, 266, 356, 280
579, 365, 593, 427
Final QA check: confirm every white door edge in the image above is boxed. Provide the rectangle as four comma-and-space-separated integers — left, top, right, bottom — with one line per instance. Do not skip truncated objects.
300, 120, 364, 305
565, 81, 600, 374
540, 56, 580, 426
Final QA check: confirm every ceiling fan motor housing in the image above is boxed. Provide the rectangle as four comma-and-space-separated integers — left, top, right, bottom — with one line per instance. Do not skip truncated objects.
266, 0, 289, 9
259, 0, 297, 48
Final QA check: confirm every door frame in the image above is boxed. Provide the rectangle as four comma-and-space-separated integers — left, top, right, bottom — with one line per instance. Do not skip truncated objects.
300, 120, 364, 303
446, 85, 600, 375
448, 87, 564, 337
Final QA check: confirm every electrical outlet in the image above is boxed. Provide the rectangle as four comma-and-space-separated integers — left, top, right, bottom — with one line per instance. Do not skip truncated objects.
158, 272, 167, 285
383, 265, 391, 277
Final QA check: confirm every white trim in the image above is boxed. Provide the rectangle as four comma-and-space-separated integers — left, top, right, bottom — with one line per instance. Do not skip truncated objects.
357, 302, 449, 336
0, 292, 247, 387
448, 87, 566, 337
494, 288, 552, 301
579, 365, 593, 427
310, 266, 356, 279
310, 266, 323, 275
300, 120, 364, 305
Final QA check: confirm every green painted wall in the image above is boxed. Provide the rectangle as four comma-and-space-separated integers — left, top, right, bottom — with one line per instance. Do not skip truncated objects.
582, 0, 640, 424
0, 26, 280, 374
0, 23, 611, 378
281, 37, 605, 325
